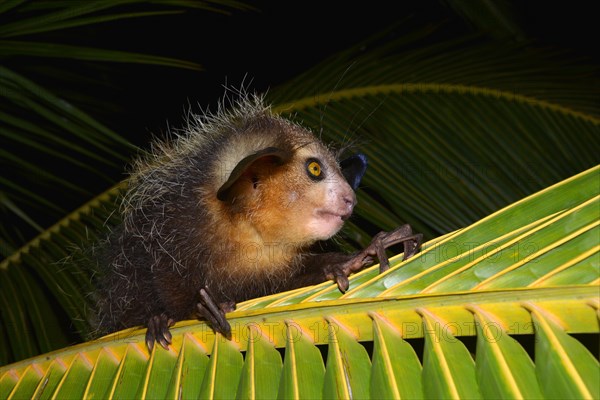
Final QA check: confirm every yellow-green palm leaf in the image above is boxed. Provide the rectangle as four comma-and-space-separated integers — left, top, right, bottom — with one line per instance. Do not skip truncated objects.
1, 166, 597, 399
1, 5, 598, 374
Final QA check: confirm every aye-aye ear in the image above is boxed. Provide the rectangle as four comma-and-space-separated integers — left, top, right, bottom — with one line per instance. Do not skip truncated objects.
340, 153, 368, 190
217, 147, 290, 201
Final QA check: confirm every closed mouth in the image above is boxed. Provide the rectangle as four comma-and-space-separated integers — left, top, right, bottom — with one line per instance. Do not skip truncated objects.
317, 210, 351, 221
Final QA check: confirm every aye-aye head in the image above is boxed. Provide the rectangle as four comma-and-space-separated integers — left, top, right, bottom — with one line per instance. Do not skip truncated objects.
205, 98, 367, 247
126, 95, 367, 251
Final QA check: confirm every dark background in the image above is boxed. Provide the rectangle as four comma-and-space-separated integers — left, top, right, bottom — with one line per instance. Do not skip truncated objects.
58, 0, 599, 147
2, 0, 599, 246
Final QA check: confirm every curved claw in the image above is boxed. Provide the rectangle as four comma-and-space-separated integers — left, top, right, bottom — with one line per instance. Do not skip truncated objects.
197, 287, 234, 340
402, 234, 423, 260
334, 273, 350, 293
145, 313, 175, 352
322, 252, 371, 294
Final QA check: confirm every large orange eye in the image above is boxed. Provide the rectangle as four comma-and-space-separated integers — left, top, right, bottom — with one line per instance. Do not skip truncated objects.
307, 160, 322, 178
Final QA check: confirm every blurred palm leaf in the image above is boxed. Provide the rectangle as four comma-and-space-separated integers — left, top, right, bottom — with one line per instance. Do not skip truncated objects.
0, 0, 250, 253
0, 166, 597, 398
269, 31, 598, 244
441, 0, 525, 40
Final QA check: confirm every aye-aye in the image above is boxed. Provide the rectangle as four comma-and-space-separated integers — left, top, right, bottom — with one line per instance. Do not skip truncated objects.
95, 94, 421, 351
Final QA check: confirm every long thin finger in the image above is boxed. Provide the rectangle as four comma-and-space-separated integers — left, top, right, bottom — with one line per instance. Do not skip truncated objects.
376, 236, 390, 273
199, 288, 232, 339
402, 233, 423, 260
197, 302, 228, 336
380, 226, 414, 248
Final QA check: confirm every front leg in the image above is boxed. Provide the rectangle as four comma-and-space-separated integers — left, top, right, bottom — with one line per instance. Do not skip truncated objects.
295, 224, 422, 293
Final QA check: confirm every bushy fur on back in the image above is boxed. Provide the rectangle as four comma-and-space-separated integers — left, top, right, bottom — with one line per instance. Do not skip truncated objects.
94, 94, 328, 334
122, 93, 271, 219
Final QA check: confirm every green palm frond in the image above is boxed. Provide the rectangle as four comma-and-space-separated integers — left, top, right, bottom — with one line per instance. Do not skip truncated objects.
0, 0, 248, 250
1, 166, 597, 399
265, 30, 598, 245
0, 0, 251, 38
0, 186, 123, 362
270, 31, 599, 118
441, 0, 525, 40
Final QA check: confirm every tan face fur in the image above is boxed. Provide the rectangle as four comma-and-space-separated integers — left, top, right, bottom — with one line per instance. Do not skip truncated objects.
205, 120, 356, 270
252, 144, 356, 244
